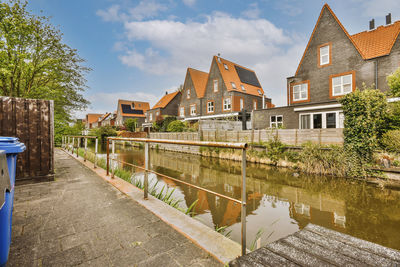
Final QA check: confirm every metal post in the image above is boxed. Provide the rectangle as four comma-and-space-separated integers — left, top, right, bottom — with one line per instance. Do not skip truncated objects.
72, 137, 75, 155
111, 140, 115, 178
106, 139, 110, 176
76, 138, 79, 157
241, 148, 247, 256
84, 138, 88, 162
144, 142, 149, 199
94, 138, 98, 168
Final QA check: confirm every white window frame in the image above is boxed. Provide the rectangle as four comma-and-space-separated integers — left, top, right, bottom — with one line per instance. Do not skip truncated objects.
332, 74, 353, 96
149, 113, 153, 121
270, 115, 283, 128
320, 45, 330, 66
223, 98, 231, 111
231, 82, 237, 89
240, 85, 246, 91
187, 89, 191, 99
213, 79, 218, 92
253, 100, 257, 110
207, 101, 214, 113
298, 110, 344, 129
156, 111, 159, 117
190, 104, 196, 116
180, 107, 185, 117
223, 63, 228, 70
293, 82, 308, 101
240, 98, 244, 110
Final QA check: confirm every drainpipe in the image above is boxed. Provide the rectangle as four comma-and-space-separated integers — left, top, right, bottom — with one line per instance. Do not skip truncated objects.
262, 94, 265, 109
375, 60, 378, 89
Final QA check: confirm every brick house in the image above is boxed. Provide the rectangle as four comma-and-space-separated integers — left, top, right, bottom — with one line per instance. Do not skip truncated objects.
145, 91, 181, 125
179, 56, 273, 121
253, 4, 400, 130
115, 99, 150, 127
85, 113, 102, 129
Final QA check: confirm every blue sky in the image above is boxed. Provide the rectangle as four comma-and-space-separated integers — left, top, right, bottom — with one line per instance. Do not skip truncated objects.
27, 0, 400, 118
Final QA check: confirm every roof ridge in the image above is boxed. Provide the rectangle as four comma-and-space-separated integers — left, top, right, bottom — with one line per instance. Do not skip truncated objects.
351, 20, 400, 37
213, 55, 256, 73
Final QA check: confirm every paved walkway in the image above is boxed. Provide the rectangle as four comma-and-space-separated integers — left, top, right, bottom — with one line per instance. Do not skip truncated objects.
8, 149, 220, 266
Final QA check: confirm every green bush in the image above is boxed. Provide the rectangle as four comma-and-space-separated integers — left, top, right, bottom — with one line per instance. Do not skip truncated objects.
339, 87, 387, 177
90, 126, 117, 142
167, 120, 185, 132
381, 130, 400, 153
265, 136, 285, 165
124, 118, 137, 132
161, 116, 177, 132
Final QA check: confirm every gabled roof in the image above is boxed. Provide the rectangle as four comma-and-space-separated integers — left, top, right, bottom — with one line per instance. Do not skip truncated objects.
99, 112, 111, 122
187, 68, 208, 98
152, 91, 180, 109
117, 99, 150, 118
295, 4, 400, 75
351, 21, 400, 59
86, 114, 102, 124
213, 56, 264, 97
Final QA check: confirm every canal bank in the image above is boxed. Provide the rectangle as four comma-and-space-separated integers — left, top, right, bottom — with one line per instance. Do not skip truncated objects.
8, 149, 221, 266
82, 142, 400, 252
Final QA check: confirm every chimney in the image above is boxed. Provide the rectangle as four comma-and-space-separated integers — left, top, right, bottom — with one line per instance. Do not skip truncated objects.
369, 19, 375, 30
386, 13, 392, 25
165, 91, 168, 95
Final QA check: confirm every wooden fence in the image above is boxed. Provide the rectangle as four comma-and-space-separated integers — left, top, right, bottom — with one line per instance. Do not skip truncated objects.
0, 97, 54, 183
150, 128, 343, 145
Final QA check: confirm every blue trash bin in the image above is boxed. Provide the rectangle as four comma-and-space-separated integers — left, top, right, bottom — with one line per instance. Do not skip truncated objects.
0, 137, 26, 266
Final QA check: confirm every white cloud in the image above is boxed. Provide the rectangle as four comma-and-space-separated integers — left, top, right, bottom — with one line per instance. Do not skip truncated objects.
357, 0, 400, 18
182, 0, 196, 7
96, 1, 168, 22
117, 12, 303, 106
241, 3, 261, 19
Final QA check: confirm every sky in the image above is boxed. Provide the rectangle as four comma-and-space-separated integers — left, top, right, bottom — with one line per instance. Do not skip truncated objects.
26, 0, 400, 118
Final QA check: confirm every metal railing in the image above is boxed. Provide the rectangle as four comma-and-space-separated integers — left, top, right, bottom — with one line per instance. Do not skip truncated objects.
106, 137, 248, 255
62, 135, 99, 168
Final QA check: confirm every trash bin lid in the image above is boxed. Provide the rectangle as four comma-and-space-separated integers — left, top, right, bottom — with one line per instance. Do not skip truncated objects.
0, 137, 26, 154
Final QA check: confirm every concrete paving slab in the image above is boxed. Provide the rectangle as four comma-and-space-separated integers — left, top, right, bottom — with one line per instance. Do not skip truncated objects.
7, 149, 220, 266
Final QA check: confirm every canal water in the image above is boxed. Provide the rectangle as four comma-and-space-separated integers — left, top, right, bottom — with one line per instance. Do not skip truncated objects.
90, 143, 400, 250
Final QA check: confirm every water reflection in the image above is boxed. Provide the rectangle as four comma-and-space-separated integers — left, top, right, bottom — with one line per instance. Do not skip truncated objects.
91, 143, 400, 250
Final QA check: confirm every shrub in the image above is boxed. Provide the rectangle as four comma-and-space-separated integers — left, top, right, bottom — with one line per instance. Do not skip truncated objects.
167, 120, 185, 132
90, 126, 117, 142
124, 118, 137, 132
161, 116, 177, 132
265, 136, 285, 165
339, 87, 387, 177
381, 130, 400, 153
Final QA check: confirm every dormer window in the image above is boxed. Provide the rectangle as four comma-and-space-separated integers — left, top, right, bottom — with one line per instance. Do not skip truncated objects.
257, 89, 262, 95
217, 57, 221, 63
131, 103, 135, 109
231, 82, 237, 89
224, 64, 229, 70
187, 89, 191, 99
319, 43, 331, 66
241, 85, 245, 91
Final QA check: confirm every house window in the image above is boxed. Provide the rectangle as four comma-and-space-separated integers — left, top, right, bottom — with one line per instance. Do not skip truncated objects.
213, 80, 218, 92
332, 74, 352, 96
241, 85, 245, 91
224, 64, 228, 70
326, 112, 336, 128
319, 45, 330, 66
339, 112, 344, 128
300, 114, 310, 129
156, 111, 159, 117
207, 101, 214, 113
149, 113, 153, 121
187, 89, 191, 99
223, 98, 231, 111
180, 107, 185, 117
293, 82, 308, 101
190, 104, 196, 116
217, 57, 221, 63
270, 115, 283, 128
313, 114, 322, 129
257, 89, 262, 95
240, 98, 244, 110
231, 82, 237, 89
253, 100, 257, 110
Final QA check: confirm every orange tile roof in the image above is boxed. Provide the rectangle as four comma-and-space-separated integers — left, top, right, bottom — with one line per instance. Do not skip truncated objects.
351, 21, 400, 59
118, 99, 150, 118
86, 114, 102, 124
152, 91, 180, 109
213, 56, 264, 97
188, 68, 208, 98
296, 4, 400, 75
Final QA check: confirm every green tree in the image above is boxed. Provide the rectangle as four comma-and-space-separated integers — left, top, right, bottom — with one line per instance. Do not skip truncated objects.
0, 0, 89, 136
387, 68, 400, 97
124, 118, 137, 132
167, 120, 185, 132
339, 86, 387, 177
90, 126, 117, 143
